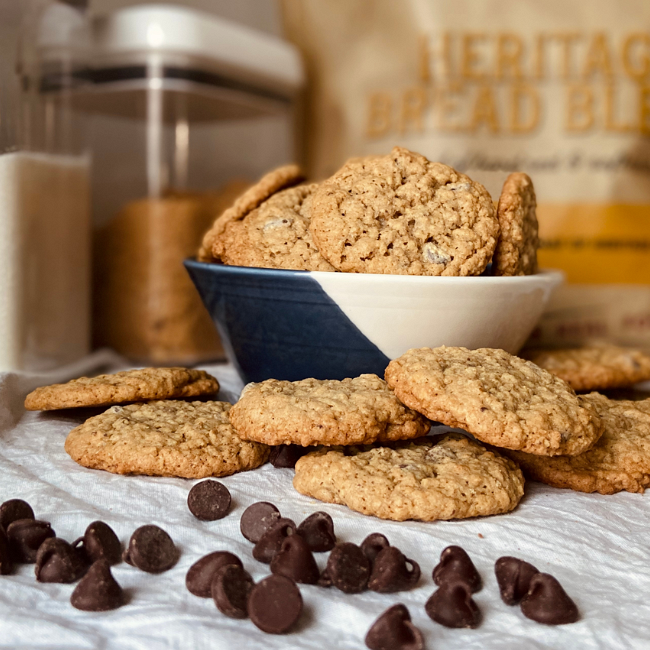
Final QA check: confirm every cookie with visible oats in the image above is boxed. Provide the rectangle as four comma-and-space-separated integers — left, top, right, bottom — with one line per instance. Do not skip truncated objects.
64, 401, 269, 478
24, 368, 219, 411
308, 146, 498, 276
493, 172, 539, 276
229, 374, 430, 447
198, 164, 304, 262
524, 346, 650, 392
384, 347, 603, 456
293, 434, 524, 521
219, 184, 336, 271
505, 394, 650, 494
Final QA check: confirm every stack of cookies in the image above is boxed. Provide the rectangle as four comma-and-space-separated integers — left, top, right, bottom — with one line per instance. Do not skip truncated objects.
197, 146, 539, 278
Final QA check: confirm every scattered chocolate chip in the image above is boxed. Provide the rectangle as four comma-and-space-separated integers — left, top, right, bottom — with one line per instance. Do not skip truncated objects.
252, 518, 296, 564
249, 574, 303, 634
70, 559, 125, 611
495, 556, 540, 605
297, 512, 335, 552
187, 480, 231, 521
7, 519, 55, 563
240, 502, 281, 543
212, 564, 255, 619
317, 567, 332, 588
326, 542, 370, 594
123, 525, 179, 573
432, 545, 482, 593
0, 499, 34, 532
365, 604, 424, 650
520, 573, 579, 625
74, 521, 121, 565
270, 534, 320, 584
368, 547, 420, 593
35, 538, 88, 583
361, 533, 390, 566
0, 527, 12, 575
269, 444, 308, 469
425, 581, 481, 628
186, 551, 243, 597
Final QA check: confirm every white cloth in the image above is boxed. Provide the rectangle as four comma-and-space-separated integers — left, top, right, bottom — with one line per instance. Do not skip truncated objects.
1, 355, 649, 649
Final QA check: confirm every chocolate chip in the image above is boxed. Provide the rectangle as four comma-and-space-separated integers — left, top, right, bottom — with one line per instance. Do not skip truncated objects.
495, 556, 539, 605
71, 559, 125, 611
432, 545, 482, 593
187, 480, 231, 521
520, 573, 579, 625
368, 547, 420, 593
425, 581, 481, 628
361, 533, 390, 566
252, 518, 296, 564
326, 542, 370, 594
123, 525, 179, 573
240, 502, 281, 543
0, 526, 12, 575
249, 574, 303, 634
270, 534, 320, 584
74, 521, 121, 565
212, 564, 255, 619
317, 567, 332, 588
296, 512, 335, 552
7, 519, 55, 563
35, 538, 88, 583
0, 499, 34, 531
186, 551, 242, 598
365, 604, 424, 650
269, 444, 308, 469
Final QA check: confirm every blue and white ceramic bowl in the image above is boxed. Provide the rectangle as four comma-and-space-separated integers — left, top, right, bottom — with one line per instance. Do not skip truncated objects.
185, 260, 563, 384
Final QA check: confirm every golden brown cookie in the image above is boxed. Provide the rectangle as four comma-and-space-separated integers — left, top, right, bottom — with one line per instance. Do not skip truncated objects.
24, 368, 219, 411
493, 172, 539, 276
293, 434, 524, 521
64, 401, 269, 478
384, 347, 603, 456
198, 164, 304, 262
524, 346, 650, 391
219, 184, 336, 271
229, 374, 430, 447
504, 394, 650, 494
309, 146, 498, 276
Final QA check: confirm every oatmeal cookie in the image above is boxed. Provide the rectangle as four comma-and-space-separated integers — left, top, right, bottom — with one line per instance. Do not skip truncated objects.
64, 400, 269, 478
493, 172, 539, 276
24, 368, 219, 411
384, 347, 603, 456
293, 434, 524, 521
309, 146, 498, 276
229, 374, 430, 447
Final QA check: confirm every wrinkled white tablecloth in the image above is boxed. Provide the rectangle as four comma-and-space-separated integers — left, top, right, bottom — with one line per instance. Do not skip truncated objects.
1, 353, 650, 650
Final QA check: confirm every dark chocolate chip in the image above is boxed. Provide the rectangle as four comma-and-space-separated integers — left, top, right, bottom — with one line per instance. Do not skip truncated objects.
0, 499, 34, 532
35, 538, 88, 583
74, 521, 121, 565
71, 559, 125, 611
495, 556, 540, 605
270, 534, 320, 584
269, 444, 308, 469
187, 480, 231, 521
252, 518, 296, 564
212, 564, 255, 619
296, 512, 335, 552
123, 525, 179, 573
0, 526, 12, 575
365, 604, 424, 650
240, 502, 281, 543
317, 567, 332, 588
249, 574, 303, 634
368, 547, 420, 593
432, 545, 482, 593
425, 581, 481, 628
186, 551, 242, 598
361, 533, 390, 566
520, 573, 579, 625
326, 542, 370, 594
7, 519, 55, 563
